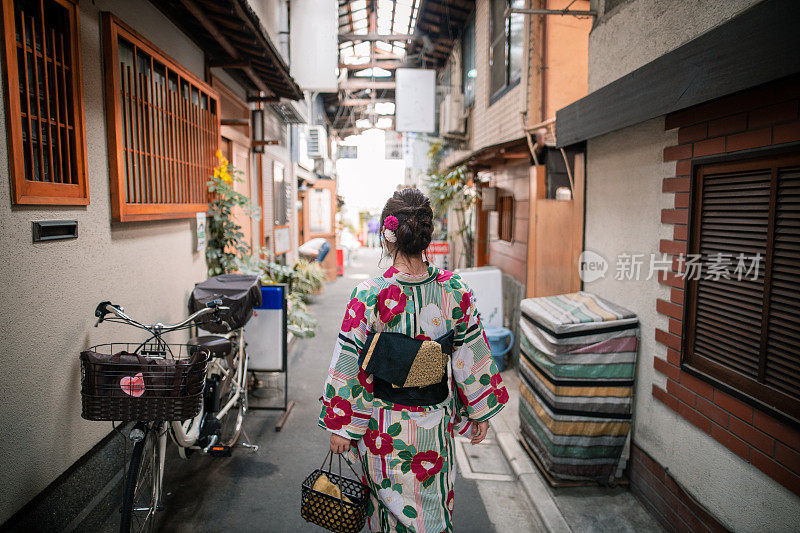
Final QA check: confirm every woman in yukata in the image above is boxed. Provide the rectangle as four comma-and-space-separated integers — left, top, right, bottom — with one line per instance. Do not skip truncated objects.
318, 188, 509, 532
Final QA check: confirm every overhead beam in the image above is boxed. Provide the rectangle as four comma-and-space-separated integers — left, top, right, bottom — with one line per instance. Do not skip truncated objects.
178, 0, 271, 94
339, 61, 405, 70
338, 32, 413, 42
340, 98, 393, 106
339, 80, 396, 90
208, 59, 251, 69
247, 95, 280, 103
508, 7, 597, 17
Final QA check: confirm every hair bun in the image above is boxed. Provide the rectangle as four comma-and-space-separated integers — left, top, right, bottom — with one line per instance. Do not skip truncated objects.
381, 188, 434, 256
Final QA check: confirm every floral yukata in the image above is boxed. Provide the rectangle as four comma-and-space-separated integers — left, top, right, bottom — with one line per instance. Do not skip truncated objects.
319, 265, 508, 532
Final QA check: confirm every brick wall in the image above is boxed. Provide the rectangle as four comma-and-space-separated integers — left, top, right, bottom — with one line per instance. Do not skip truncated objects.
653, 74, 800, 497
630, 443, 731, 533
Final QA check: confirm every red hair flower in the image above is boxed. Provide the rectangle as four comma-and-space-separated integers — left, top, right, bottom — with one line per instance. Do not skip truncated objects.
383, 215, 399, 231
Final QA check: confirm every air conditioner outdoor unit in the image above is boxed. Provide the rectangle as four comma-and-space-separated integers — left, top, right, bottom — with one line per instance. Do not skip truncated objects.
438, 93, 465, 135
307, 125, 328, 159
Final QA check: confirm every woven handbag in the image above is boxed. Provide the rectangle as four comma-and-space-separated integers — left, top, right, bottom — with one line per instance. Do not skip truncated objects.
301, 450, 369, 533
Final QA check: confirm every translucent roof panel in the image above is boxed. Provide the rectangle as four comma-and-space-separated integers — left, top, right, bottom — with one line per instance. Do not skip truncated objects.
337, 0, 421, 63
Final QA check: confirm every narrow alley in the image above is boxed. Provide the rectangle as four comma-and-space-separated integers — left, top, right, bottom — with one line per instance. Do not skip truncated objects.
3, 2, 799, 531
147, 247, 542, 532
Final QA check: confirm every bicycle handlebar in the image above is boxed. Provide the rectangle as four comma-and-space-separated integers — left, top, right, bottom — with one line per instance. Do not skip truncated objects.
94, 301, 231, 332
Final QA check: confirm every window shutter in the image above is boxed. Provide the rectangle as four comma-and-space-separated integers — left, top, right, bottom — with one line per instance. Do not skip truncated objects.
685, 152, 800, 420
765, 166, 800, 397
692, 168, 770, 378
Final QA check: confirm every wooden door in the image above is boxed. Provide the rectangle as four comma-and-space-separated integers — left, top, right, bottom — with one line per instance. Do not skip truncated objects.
526, 154, 585, 297
303, 179, 338, 281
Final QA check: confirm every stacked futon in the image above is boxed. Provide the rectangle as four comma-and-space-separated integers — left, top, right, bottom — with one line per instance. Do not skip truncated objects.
518, 291, 639, 483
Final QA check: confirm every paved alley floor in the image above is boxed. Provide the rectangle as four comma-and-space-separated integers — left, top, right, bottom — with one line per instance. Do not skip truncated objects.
149, 247, 543, 532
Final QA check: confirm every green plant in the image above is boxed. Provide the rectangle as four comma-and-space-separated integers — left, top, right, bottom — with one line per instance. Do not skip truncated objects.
293, 258, 326, 297
205, 151, 261, 276
237, 250, 322, 338
426, 142, 478, 268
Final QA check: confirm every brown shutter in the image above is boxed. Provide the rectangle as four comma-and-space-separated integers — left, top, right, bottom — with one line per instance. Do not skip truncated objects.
684, 152, 800, 420
693, 168, 770, 377
765, 166, 800, 397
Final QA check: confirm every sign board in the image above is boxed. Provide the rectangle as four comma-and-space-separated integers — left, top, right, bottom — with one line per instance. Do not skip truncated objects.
427, 241, 450, 255
385, 131, 403, 159
338, 145, 358, 159
309, 188, 333, 234
195, 212, 206, 250
274, 224, 291, 255
289, 0, 338, 91
244, 285, 287, 372
395, 68, 436, 133
454, 266, 504, 328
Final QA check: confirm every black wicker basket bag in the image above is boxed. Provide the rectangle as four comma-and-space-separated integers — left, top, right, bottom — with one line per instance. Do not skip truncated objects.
301, 452, 369, 533
80, 342, 209, 422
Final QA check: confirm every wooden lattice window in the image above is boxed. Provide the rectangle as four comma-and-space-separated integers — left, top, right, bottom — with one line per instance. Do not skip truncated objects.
497, 194, 514, 242
1, 0, 88, 205
683, 150, 800, 419
102, 13, 219, 222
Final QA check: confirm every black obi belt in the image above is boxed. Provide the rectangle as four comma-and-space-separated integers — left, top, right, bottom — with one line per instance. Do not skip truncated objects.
358, 330, 456, 407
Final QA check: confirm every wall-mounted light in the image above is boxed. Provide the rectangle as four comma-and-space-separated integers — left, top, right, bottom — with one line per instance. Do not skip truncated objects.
252, 109, 264, 153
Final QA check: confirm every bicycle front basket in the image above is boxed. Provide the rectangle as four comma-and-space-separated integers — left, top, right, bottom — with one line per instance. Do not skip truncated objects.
80, 343, 209, 422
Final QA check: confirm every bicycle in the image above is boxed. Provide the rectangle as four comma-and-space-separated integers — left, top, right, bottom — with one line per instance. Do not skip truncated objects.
84, 288, 258, 532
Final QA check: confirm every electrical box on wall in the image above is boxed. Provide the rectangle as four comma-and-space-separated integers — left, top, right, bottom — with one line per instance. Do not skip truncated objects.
482, 187, 498, 211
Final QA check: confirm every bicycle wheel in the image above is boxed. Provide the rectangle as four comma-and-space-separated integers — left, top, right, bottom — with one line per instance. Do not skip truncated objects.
218, 350, 247, 447
120, 425, 160, 533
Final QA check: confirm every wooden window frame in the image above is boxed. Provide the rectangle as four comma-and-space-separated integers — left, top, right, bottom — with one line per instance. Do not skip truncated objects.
489, 0, 522, 105
461, 12, 476, 108
1, 0, 88, 205
497, 194, 514, 243
102, 13, 220, 222
682, 146, 800, 421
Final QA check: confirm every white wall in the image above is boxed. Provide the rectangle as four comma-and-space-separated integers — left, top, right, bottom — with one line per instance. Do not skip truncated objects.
589, 0, 761, 91
584, 119, 800, 532
582, 2, 800, 529
0, 0, 212, 522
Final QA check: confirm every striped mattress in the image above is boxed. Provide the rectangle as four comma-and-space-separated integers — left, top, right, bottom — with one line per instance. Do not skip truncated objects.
518, 292, 639, 482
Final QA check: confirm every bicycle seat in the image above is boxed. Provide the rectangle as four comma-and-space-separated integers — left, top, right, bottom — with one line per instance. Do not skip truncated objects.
188, 335, 232, 359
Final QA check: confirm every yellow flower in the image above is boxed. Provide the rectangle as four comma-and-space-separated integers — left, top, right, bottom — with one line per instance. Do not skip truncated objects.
215, 149, 224, 160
